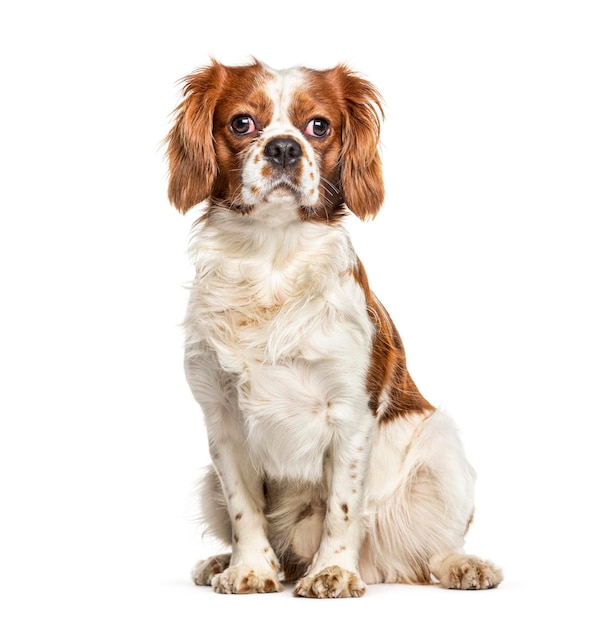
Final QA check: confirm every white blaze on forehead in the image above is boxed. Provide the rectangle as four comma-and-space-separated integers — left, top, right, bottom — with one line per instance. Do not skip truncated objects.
263, 66, 306, 131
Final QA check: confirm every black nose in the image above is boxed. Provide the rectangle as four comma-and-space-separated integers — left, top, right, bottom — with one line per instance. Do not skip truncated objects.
264, 137, 303, 168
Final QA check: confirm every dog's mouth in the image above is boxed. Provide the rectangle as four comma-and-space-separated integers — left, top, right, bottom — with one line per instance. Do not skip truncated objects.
224, 180, 317, 216
244, 176, 315, 207
265, 180, 304, 201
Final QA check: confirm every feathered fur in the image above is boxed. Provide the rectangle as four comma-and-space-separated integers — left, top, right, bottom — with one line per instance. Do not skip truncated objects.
166, 59, 502, 597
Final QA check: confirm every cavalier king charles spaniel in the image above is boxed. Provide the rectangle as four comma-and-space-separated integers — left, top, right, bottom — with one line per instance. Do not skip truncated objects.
165, 59, 502, 598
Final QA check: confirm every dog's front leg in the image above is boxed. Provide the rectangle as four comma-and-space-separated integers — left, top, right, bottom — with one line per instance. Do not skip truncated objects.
186, 351, 283, 594
208, 446, 283, 594
294, 422, 372, 598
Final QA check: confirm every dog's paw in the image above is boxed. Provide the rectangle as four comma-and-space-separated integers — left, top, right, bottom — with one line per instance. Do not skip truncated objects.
436, 554, 503, 590
192, 553, 231, 586
210, 564, 283, 594
294, 566, 366, 598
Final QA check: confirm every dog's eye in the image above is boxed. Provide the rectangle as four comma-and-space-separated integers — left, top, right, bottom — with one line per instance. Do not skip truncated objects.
305, 118, 330, 138
230, 115, 257, 135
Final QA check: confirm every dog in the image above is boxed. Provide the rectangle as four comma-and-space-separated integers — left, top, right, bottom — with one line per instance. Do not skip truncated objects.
165, 59, 502, 598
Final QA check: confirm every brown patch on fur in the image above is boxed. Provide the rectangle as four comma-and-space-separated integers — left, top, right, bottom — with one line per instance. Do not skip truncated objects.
331, 66, 385, 221
236, 573, 254, 594
262, 577, 280, 592
341, 503, 349, 521
165, 61, 226, 212
235, 512, 243, 521
351, 259, 435, 422
165, 59, 274, 213
295, 66, 385, 222
288, 74, 343, 223
261, 162, 273, 179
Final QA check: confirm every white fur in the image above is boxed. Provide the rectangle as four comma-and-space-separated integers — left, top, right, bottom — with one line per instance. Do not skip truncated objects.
177, 65, 502, 596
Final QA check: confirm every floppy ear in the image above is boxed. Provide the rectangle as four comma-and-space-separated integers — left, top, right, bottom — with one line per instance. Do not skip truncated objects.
165, 61, 225, 213
334, 66, 385, 220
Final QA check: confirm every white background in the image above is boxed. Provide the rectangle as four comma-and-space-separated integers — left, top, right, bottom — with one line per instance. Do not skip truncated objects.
1, 0, 594, 623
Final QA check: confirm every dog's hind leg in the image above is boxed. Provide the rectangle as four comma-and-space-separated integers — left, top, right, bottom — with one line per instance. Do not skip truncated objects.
359, 409, 502, 589
191, 466, 232, 586
192, 553, 231, 585
429, 553, 503, 590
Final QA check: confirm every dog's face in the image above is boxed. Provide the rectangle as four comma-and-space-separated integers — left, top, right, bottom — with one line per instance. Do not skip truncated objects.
167, 60, 384, 221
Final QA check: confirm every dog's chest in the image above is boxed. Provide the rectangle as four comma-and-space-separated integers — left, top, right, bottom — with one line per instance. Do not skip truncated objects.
186, 223, 375, 481
188, 223, 371, 368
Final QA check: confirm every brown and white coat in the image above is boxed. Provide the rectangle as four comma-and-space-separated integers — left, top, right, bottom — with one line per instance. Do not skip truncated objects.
166, 59, 502, 597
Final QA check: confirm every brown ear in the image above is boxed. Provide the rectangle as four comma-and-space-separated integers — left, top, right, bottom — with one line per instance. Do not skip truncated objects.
165, 61, 225, 213
334, 66, 384, 220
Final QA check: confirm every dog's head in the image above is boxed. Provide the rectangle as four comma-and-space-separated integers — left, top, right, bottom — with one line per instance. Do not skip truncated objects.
166, 59, 384, 222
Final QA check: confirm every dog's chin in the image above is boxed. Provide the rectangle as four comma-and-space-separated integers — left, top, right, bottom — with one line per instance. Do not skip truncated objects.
264, 185, 302, 204
243, 182, 317, 212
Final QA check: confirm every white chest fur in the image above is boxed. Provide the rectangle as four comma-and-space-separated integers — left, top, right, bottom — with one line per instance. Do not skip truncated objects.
184, 209, 375, 481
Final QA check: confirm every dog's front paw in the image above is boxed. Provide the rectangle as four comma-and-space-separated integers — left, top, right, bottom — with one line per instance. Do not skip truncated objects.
436, 554, 503, 590
294, 566, 366, 598
211, 564, 283, 594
